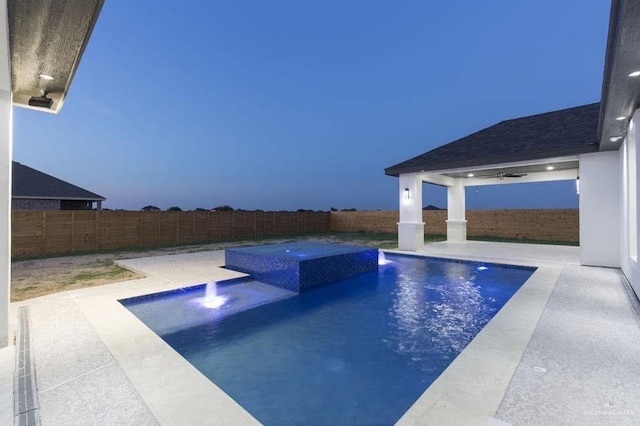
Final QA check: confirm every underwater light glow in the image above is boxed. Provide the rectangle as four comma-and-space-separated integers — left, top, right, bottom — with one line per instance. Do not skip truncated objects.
477, 266, 488, 271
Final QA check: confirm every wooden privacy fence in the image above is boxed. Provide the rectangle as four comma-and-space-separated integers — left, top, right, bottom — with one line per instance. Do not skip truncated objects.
328, 209, 579, 242
12, 208, 579, 259
12, 210, 330, 259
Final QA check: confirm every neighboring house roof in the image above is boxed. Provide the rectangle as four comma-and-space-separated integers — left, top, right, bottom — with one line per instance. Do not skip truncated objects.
12, 162, 105, 201
385, 103, 601, 177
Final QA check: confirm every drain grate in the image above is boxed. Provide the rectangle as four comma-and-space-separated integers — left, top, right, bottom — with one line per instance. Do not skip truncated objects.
14, 307, 40, 426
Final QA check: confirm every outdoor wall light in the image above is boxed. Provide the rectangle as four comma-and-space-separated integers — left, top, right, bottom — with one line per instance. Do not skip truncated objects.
467, 173, 474, 177
546, 166, 554, 170
576, 177, 580, 195
610, 136, 623, 142
616, 116, 627, 121
403, 188, 410, 200
628, 71, 640, 77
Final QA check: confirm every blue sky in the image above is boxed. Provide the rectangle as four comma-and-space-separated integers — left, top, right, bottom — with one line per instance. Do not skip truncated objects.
13, 1, 609, 211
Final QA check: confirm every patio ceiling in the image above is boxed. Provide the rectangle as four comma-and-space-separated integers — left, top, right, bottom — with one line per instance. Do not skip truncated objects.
442, 159, 578, 180
598, 0, 640, 150
8, 0, 105, 113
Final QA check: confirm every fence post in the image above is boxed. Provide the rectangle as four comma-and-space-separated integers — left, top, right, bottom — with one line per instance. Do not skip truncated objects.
70, 211, 75, 252
41, 211, 46, 256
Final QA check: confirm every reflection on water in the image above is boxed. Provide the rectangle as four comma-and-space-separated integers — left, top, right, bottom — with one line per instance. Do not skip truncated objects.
387, 262, 495, 370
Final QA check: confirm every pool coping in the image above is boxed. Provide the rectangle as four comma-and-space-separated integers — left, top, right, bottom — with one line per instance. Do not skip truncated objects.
81, 249, 559, 425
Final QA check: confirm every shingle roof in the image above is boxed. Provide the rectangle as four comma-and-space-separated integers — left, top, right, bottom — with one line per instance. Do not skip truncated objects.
12, 162, 105, 201
385, 103, 601, 177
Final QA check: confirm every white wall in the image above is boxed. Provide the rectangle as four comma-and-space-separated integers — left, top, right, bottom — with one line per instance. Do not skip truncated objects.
0, 0, 11, 348
579, 151, 620, 268
620, 111, 639, 296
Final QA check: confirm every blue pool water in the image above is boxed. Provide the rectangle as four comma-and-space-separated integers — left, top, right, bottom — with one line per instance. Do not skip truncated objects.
121, 254, 535, 425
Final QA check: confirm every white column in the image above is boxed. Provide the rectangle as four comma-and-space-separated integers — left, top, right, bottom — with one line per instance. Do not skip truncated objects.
579, 151, 620, 267
398, 173, 424, 251
0, 0, 11, 348
446, 180, 467, 241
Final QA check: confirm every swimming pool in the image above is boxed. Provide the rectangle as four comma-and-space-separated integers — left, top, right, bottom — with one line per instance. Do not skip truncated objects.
121, 253, 535, 425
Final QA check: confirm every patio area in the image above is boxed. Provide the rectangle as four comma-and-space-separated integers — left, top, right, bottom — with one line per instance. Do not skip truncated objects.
2, 241, 640, 425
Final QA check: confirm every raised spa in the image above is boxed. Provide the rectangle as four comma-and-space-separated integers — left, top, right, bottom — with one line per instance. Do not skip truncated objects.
224, 242, 378, 292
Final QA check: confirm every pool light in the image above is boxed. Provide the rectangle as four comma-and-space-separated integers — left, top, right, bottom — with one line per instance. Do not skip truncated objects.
477, 266, 488, 271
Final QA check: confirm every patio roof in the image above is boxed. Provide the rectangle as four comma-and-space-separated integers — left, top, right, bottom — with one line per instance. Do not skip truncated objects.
597, 0, 640, 150
385, 103, 600, 177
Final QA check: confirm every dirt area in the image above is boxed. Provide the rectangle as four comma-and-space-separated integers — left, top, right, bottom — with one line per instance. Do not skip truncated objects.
11, 233, 398, 302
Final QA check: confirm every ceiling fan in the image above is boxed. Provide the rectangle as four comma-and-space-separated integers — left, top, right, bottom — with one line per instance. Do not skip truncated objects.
496, 172, 527, 180
475, 171, 528, 180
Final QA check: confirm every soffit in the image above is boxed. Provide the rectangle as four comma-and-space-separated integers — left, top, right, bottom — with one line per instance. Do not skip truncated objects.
8, 0, 104, 113
598, 0, 640, 149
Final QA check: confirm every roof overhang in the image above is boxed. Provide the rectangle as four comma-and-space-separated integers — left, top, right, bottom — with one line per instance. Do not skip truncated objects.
8, 0, 105, 114
598, 0, 640, 149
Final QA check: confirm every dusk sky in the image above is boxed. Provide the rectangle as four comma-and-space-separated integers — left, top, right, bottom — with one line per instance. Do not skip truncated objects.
13, 1, 609, 211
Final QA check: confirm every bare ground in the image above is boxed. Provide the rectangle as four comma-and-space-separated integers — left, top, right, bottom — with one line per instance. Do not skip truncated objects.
11, 234, 397, 302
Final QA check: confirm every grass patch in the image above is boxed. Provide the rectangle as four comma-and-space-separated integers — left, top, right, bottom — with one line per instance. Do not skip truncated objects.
60, 266, 132, 287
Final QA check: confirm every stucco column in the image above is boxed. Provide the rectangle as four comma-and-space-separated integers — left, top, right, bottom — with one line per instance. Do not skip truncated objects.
398, 173, 424, 251
446, 180, 467, 242
0, 0, 10, 348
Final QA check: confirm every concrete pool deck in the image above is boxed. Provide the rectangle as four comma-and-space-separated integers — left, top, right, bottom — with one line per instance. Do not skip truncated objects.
4, 241, 640, 425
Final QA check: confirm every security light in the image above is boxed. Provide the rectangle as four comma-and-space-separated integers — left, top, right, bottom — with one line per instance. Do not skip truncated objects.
28, 90, 53, 109
403, 188, 410, 200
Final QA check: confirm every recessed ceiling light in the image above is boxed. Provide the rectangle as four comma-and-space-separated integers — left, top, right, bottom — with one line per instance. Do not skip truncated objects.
610, 136, 623, 142
467, 173, 474, 177
39, 74, 54, 81
629, 71, 640, 77
616, 116, 626, 121
546, 166, 554, 170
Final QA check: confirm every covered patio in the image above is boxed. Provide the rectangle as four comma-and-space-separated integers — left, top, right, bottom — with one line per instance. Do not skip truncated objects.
385, 0, 639, 296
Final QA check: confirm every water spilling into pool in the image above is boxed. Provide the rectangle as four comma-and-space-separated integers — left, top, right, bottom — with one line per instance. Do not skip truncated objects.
378, 251, 391, 265
121, 253, 535, 425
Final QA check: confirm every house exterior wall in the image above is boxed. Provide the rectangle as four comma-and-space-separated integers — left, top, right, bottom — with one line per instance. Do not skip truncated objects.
579, 151, 620, 268
0, 0, 11, 348
12, 198, 60, 210
620, 111, 639, 296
